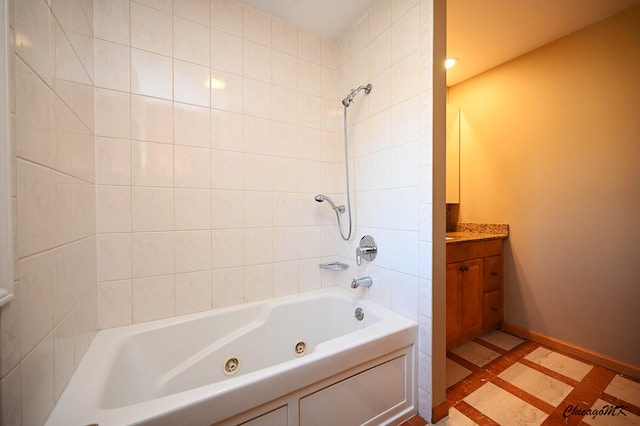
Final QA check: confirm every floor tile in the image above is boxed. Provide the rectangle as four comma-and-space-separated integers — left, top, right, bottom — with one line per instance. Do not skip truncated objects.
479, 330, 524, 351
451, 340, 501, 367
446, 331, 638, 426
524, 347, 592, 382
581, 398, 640, 425
446, 358, 472, 388
446, 407, 478, 425
498, 362, 573, 407
605, 375, 640, 406
464, 382, 548, 425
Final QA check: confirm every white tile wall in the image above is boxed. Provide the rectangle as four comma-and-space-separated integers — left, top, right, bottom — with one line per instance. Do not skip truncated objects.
2, 1, 98, 424
337, 0, 434, 417
93, 0, 344, 330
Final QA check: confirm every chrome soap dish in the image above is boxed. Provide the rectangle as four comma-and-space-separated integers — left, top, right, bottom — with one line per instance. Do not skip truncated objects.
319, 261, 349, 271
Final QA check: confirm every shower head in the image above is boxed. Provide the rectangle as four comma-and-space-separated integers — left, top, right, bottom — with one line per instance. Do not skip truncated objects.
314, 194, 345, 213
341, 83, 372, 107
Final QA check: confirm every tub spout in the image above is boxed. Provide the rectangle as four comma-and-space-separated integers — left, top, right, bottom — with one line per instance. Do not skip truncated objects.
351, 276, 373, 289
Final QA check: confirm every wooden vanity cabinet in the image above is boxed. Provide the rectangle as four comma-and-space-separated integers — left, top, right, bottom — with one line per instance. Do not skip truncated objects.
446, 239, 504, 351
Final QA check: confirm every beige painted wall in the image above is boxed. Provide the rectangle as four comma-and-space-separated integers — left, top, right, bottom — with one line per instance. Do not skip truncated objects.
448, 6, 640, 366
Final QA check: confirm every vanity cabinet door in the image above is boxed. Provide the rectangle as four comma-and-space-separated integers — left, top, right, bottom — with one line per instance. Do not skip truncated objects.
446, 239, 504, 350
446, 263, 463, 348
446, 259, 483, 351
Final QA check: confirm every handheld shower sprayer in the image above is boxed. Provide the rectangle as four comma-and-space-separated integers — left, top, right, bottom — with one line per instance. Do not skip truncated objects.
316, 82, 372, 241
341, 84, 372, 107
314, 194, 345, 213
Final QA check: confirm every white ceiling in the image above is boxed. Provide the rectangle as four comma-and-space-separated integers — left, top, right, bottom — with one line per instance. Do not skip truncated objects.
235, 0, 640, 86
235, 0, 379, 40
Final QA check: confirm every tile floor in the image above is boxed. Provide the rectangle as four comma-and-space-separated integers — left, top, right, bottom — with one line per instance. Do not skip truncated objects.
401, 330, 640, 425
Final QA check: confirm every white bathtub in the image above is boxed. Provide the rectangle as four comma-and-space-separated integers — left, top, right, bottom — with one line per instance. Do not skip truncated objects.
46, 287, 418, 426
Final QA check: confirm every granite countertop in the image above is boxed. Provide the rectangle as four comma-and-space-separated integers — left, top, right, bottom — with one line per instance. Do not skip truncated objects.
446, 223, 509, 244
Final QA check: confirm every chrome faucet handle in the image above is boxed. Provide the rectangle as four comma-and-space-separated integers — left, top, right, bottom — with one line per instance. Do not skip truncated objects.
355, 235, 377, 266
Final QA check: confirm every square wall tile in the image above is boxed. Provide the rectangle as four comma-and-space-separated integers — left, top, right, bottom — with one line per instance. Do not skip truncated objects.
211, 0, 243, 37
210, 70, 243, 114
97, 233, 132, 282
273, 261, 298, 296
243, 7, 271, 46
321, 40, 337, 70
211, 109, 243, 151
173, 0, 210, 25
212, 190, 244, 229
245, 264, 273, 302
94, 0, 130, 45
174, 60, 211, 107
130, 2, 172, 56
392, 0, 419, 22
211, 150, 243, 190
243, 41, 271, 83
131, 95, 173, 144
272, 19, 297, 55
272, 227, 298, 261
211, 30, 243, 74
98, 279, 133, 329
175, 230, 212, 273
298, 31, 322, 64
244, 191, 273, 228
95, 137, 131, 185
17, 160, 52, 257
176, 271, 212, 315
132, 275, 175, 323
21, 333, 54, 426
212, 229, 244, 269
244, 228, 273, 265
370, 29, 392, 78
1, 365, 22, 426
212, 267, 245, 308
391, 4, 419, 63
18, 252, 53, 355
243, 78, 272, 119
173, 16, 210, 66
350, 16, 369, 55
14, 0, 53, 81
131, 48, 173, 100
174, 145, 211, 189
135, 0, 172, 13
272, 51, 298, 90
369, 0, 392, 41
15, 60, 52, 167
96, 185, 131, 233
243, 154, 273, 191
131, 187, 174, 232
175, 188, 211, 230
95, 88, 130, 139
174, 103, 211, 148
299, 60, 322, 97
244, 116, 273, 154
131, 141, 174, 187
53, 311, 75, 400
391, 50, 419, 104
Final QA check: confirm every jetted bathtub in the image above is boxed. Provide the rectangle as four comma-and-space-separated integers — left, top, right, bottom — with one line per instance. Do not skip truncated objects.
46, 287, 418, 425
